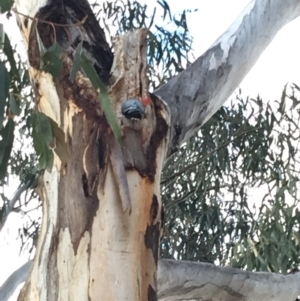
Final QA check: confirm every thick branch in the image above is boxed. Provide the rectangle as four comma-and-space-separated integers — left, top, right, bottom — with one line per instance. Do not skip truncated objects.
3, 259, 300, 301
0, 180, 32, 231
158, 259, 300, 301
0, 260, 33, 301
155, 0, 300, 155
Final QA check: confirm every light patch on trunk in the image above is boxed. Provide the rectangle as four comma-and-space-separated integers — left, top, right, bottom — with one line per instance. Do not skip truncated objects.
15, 0, 49, 17
57, 229, 90, 301
213, 1, 256, 60
39, 169, 59, 301
19, 168, 60, 301
88, 167, 160, 300
43, 169, 59, 226
28, 69, 61, 124
63, 101, 82, 138
208, 35, 235, 70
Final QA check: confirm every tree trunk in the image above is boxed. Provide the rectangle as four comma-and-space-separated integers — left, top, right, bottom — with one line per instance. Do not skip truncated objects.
13, 0, 300, 300
15, 1, 169, 301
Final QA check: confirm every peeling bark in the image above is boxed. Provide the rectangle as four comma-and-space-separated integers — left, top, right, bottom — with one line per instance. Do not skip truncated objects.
12, 0, 300, 300
15, 1, 169, 300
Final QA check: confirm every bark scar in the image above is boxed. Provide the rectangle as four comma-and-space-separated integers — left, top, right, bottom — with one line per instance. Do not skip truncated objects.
109, 133, 132, 213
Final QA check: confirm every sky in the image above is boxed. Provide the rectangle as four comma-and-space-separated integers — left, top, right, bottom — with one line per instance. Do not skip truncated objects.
1, 0, 300, 299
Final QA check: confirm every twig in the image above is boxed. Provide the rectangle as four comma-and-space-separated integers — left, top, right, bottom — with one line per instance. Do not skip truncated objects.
12, 8, 87, 28
161, 128, 261, 185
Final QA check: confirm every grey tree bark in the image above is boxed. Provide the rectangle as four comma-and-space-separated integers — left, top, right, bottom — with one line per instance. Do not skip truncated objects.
158, 259, 300, 301
155, 0, 300, 154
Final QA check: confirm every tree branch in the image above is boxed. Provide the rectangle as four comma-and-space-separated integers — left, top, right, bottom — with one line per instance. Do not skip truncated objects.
0, 260, 33, 301
155, 0, 300, 155
158, 259, 300, 301
2, 259, 299, 301
0, 180, 33, 231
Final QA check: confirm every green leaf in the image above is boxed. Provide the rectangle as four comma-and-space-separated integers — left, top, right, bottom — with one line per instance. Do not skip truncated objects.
0, 204, 4, 220
69, 42, 83, 81
9, 94, 21, 116
80, 54, 122, 143
0, 0, 14, 13
157, 0, 172, 21
279, 84, 287, 114
36, 30, 47, 57
32, 112, 54, 171
0, 119, 14, 180
41, 51, 62, 79
47, 42, 63, 57
48, 117, 69, 165
3, 34, 20, 81
0, 24, 4, 50
0, 61, 9, 129
38, 42, 63, 79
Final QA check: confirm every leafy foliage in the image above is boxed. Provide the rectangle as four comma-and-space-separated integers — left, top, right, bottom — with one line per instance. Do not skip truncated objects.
0, 28, 39, 250
0, 0, 14, 14
79, 51, 122, 143
161, 86, 300, 273
0, 34, 33, 182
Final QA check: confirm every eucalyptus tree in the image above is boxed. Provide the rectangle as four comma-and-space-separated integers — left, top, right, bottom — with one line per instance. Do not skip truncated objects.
0, 0, 300, 300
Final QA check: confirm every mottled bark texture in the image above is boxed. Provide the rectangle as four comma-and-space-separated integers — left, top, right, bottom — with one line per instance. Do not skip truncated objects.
13, 0, 300, 300
15, 0, 169, 300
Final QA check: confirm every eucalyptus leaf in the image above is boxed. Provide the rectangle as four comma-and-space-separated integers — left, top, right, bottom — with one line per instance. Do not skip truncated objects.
0, 24, 4, 49
48, 117, 69, 165
9, 94, 21, 116
3, 34, 20, 81
80, 54, 122, 143
41, 51, 62, 79
0, 61, 9, 129
36, 40, 63, 78
36, 30, 47, 58
47, 42, 63, 57
70, 42, 83, 81
0, 119, 14, 180
32, 112, 54, 171
0, 0, 13, 13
